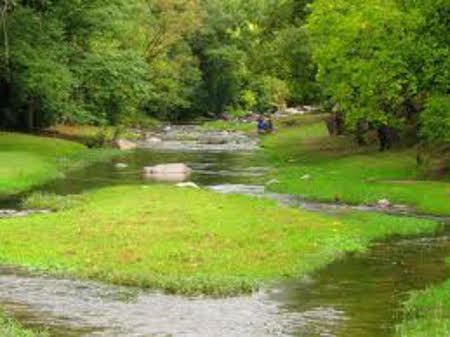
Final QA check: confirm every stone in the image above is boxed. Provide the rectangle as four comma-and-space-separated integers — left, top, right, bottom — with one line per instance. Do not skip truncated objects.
114, 139, 137, 151
115, 163, 128, 169
300, 174, 311, 180
148, 137, 162, 143
142, 163, 192, 182
377, 199, 391, 208
176, 182, 200, 189
201, 136, 227, 145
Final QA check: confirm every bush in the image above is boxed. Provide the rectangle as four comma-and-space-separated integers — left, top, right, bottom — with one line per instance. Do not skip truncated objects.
420, 94, 450, 143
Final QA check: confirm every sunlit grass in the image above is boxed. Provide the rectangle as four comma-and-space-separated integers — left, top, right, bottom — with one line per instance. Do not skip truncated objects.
262, 121, 450, 215
0, 132, 119, 197
0, 185, 438, 296
199, 120, 256, 133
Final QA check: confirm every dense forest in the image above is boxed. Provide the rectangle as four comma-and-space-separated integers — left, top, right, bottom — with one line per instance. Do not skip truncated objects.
0, 0, 448, 146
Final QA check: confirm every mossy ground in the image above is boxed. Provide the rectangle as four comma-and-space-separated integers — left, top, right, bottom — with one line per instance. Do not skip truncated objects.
0, 185, 439, 296
0, 132, 119, 197
261, 119, 450, 215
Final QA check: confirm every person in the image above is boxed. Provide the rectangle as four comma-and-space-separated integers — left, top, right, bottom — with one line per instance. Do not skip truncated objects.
377, 122, 392, 151
257, 115, 268, 134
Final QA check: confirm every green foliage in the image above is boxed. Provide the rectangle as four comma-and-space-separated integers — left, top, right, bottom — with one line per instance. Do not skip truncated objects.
307, 0, 449, 139
240, 90, 257, 112
421, 94, 450, 143
194, 0, 317, 114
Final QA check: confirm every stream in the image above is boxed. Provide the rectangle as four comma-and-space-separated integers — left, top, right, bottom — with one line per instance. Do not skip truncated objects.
1, 138, 449, 337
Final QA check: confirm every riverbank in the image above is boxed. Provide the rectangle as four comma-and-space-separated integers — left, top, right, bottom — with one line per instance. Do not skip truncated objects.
396, 278, 450, 336
0, 310, 48, 337
0, 185, 439, 296
261, 120, 450, 216
0, 132, 120, 197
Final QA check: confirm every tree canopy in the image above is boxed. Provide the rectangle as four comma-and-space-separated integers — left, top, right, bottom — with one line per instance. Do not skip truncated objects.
0, 0, 447, 145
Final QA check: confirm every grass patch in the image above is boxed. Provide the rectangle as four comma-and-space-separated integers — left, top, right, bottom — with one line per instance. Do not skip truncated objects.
0, 132, 120, 197
199, 120, 255, 133
0, 311, 48, 337
22, 192, 86, 211
0, 185, 439, 296
396, 278, 450, 337
262, 121, 450, 215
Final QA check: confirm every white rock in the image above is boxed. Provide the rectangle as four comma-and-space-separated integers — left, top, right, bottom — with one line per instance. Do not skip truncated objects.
115, 163, 128, 169
148, 137, 162, 143
142, 163, 192, 182
114, 139, 137, 151
143, 163, 191, 175
377, 199, 391, 208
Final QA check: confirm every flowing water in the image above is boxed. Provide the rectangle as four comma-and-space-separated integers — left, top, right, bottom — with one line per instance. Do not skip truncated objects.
1, 145, 449, 337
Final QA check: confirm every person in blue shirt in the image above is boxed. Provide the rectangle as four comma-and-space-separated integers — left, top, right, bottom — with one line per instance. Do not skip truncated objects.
257, 115, 268, 134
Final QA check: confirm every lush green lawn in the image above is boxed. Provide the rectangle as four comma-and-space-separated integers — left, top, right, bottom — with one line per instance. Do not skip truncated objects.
262, 122, 450, 215
396, 279, 450, 337
0, 311, 48, 337
0, 185, 438, 296
0, 132, 119, 197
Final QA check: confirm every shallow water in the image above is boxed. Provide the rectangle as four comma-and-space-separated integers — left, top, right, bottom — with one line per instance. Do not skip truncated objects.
1, 146, 449, 336
270, 230, 450, 337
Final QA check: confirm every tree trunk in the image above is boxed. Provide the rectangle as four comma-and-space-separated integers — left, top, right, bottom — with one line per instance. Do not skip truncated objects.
1, 0, 12, 83
27, 100, 35, 131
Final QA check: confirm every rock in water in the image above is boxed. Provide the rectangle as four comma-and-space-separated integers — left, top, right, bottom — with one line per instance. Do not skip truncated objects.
114, 139, 137, 151
142, 163, 192, 182
148, 137, 162, 143
377, 199, 391, 208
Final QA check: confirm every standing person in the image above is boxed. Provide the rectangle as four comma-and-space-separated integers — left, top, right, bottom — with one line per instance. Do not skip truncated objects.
377, 122, 392, 151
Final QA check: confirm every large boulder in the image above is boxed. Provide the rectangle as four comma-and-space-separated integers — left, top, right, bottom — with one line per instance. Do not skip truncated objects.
142, 163, 192, 182
114, 139, 137, 151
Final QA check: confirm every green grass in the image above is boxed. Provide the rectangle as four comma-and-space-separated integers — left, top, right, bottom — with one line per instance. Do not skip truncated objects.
0, 132, 120, 197
199, 120, 256, 133
22, 192, 86, 211
396, 279, 450, 337
0, 311, 48, 337
199, 113, 329, 134
261, 121, 450, 215
0, 185, 439, 296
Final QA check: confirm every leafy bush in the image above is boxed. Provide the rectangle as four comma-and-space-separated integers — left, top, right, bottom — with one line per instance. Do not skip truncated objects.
227, 109, 250, 118
421, 95, 450, 143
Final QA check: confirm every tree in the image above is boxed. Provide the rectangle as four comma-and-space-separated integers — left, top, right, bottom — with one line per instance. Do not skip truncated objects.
307, 0, 449, 143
